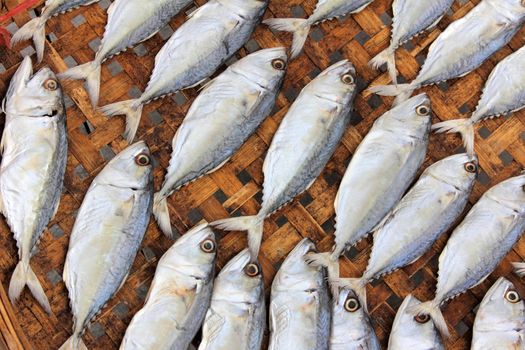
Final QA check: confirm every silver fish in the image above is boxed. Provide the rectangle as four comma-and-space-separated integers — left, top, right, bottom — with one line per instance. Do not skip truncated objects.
264, 0, 374, 58
100, 0, 268, 142
11, 0, 101, 62
60, 142, 153, 350
198, 249, 265, 350
120, 223, 216, 350
388, 295, 444, 350
268, 238, 330, 350
332, 153, 477, 308
369, 0, 454, 83
59, 0, 193, 107
211, 60, 357, 260
153, 47, 288, 238
0, 56, 67, 313
433, 45, 525, 155
330, 289, 380, 350
471, 277, 525, 350
307, 94, 431, 283
370, 0, 525, 105
411, 173, 525, 339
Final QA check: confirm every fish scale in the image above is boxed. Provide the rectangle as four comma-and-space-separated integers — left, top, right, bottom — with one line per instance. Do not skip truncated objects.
1, 56, 67, 315
411, 173, 525, 339
211, 60, 357, 260
370, 0, 525, 105
59, 0, 193, 107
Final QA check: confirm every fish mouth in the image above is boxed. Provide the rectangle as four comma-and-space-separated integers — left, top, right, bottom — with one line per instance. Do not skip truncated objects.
42, 109, 60, 118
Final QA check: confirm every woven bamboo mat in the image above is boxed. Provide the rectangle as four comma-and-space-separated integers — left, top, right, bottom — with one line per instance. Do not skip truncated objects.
1, 0, 525, 349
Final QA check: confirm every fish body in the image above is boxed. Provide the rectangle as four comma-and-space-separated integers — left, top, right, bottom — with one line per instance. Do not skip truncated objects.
212, 60, 357, 259
264, 0, 373, 58
59, 0, 193, 106
471, 277, 525, 350
388, 295, 444, 350
411, 173, 525, 338
332, 94, 431, 260
198, 249, 265, 350
370, 0, 525, 104
153, 47, 288, 238
268, 238, 330, 350
332, 153, 477, 308
369, 0, 454, 83
433, 45, 525, 155
100, 0, 268, 142
120, 223, 216, 350
60, 142, 154, 350
11, 0, 100, 62
330, 289, 380, 350
0, 56, 67, 313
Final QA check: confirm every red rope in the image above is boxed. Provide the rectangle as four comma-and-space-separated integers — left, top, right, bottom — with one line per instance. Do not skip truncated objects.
0, 0, 41, 48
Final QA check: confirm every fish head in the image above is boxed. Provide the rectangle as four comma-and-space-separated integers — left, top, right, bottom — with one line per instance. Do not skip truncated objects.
95, 141, 154, 190
474, 277, 525, 334
214, 249, 264, 304
230, 47, 288, 90
304, 59, 357, 105
162, 223, 216, 271
3, 56, 64, 119
426, 153, 478, 191
486, 173, 525, 213
217, 0, 268, 20
388, 295, 444, 349
377, 93, 432, 137
486, 0, 525, 21
332, 288, 371, 339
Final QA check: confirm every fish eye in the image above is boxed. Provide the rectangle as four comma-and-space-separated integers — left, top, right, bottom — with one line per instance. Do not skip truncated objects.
341, 74, 355, 85
135, 153, 151, 166
344, 297, 360, 312
272, 59, 286, 70
414, 313, 431, 324
200, 239, 216, 253
505, 290, 521, 303
44, 79, 58, 91
464, 162, 478, 173
416, 104, 430, 116
244, 263, 260, 277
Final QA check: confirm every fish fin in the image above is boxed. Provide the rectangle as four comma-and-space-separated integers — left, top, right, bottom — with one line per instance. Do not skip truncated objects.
427, 14, 445, 31
263, 18, 310, 59
512, 262, 525, 277
211, 215, 263, 261
369, 48, 398, 84
58, 61, 102, 107
329, 277, 368, 313
408, 300, 450, 338
59, 335, 87, 350
9, 262, 51, 314
368, 83, 415, 105
304, 252, 340, 295
432, 118, 475, 156
153, 192, 173, 238
11, 16, 46, 62
99, 99, 143, 143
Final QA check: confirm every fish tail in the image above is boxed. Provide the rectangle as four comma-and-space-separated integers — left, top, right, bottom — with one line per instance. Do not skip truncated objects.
59, 334, 87, 350
368, 83, 415, 106
408, 300, 450, 338
58, 61, 102, 107
369, 48, 398, 84
211, 215, 264, 260
512, 262, 525, 277
263, 18, 310, 59
9, 262, 51, 314
153, 192, 173, 239
99, 99, 143, 143
304, 252, 341, 296
11, 16, 46, 62
432, 118, 475, 155
330, 277, 368, 312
